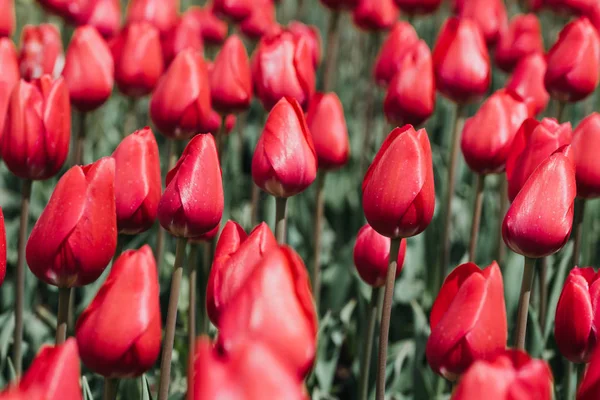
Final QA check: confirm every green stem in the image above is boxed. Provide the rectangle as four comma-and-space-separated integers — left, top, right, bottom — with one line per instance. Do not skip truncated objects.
312, 172, 326, 312
55, 287, 71, 345
468, 174, 485, 261
359, 286, 383, 400
275, 197, 288, 244
514, 257, 536, 350
497, 176, 508, 266
73, 111, 86, 165
538, 257, 548, 330
103, 378, 119, 400
187, 243, 198, 397
556, 100, 566, 123
200, 241, 212, 334
572, 198, 586, 267
322, 11, 341, 92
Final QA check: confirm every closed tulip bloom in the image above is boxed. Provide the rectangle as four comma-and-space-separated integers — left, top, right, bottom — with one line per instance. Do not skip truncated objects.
457, 0, 507, 45
37, 0, 90, 23
19, 24, 64, 81
26, 157, 117, 287
76, 246, 161, 378
306, 92, 350, 170
319, 0, 358, 10
112, 128, 161, 234
213, 0, 253, 21
572, 113, 600, 198
288, 21, 321, 69
352, 0, 399, 32
503, 149, 576, 258
111, 22, 164, 97
495, 14, 544, 72
393, 0, 441, 14
239, 0, 278, 40
206, 221, 277, 325
252, 31, 315, 110
126, 0, 178, 35
362, 126, 435, 238
353, 224, 407, 287
426, 261, 507, 380
578, 346, 600, 400
82, 0, 121, 38
545, 17, 600, 102
506, 118, 572, 201
199, 109, 223, 135
0, 0, 14, 38
452, 350, 553, 400
183, 6, 227, 45
252, 97, 317, 197
62, 26, 114, 112
190, 223, 220, 243
217, 246, 317, 378
210, 35, 252, 113
158, 134, 224, 237
461, 89, 533, 175
161, 17, 204, 67
0, 38, 20, 143
373, 21, 419, 86
0, 208, 5, 286
505, 53, 550, 115
149, 49, 212, 139
546, 0, 596, 14
2, 75, 71, 180
384, 40, 436, 127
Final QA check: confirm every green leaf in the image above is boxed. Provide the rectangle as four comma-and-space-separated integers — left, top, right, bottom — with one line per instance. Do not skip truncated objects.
82, 376, 94, 400
142, 375, 153, 400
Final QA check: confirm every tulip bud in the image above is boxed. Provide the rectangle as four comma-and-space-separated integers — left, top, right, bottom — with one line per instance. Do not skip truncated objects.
362, 126, 435, 238
505, 53, 550, 116
495, 14, 544, 72
62, 26, 114, 112
352, 0, 399, 32
252, 31, 316, 110
503, 149, 576, 258
578, 346, 600, 400
76, 245, 161, 378
26, 157, 117, 287
572, 113, 600, 198
373, 21, 419, 87
161, 17, 204, 67
426, 261, 507, 380
126, 0, 178, 35
319, 0, 358, 10
111, 22, 164, 97
19, 24, 64, 81
1, 75, 71, 180
213, 0, 253, 21
545, 17, 600, 103
82, 0, 121, 39
288, 21, 321, 69
0, 0, 15, 38
461, 89, 533, 175
545, 0, 596, 14
217, 246, 317, 378
210, 35, 252, 113
456, 0, 507, 45
452, 349, 553, 399
384, 40, 436, 127
112, 128, 161, 234
306, 92, 350, 170
206, 221, 277, 325
158, 133, 224, 238
37, 0, 90, 23
0, 38, 19, 147
183, 6, 227, 45
506, 118, 572, 201
393, 0, 441, 14
239, 0, 278, 40
252, 97, 317, 197
150, 49, 212, 139
0, 208, 6, 287
433, 17, 491, 104
353, 224, 407, 287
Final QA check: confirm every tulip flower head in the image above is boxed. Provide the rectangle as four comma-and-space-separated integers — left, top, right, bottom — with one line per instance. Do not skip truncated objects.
0, 0, 15, 38
456, 0, 507, 45
578, 345, 600, 400
161, 16, 204, 67
571, 113, 600, 198
319, 0, 358, 10
373, 21, 419, 87
0, 208, 5, 287
505, 53, 550, 116
288, 21, 321, 69
352, 0, 399, 32
239, 0, 278, 40
394, 0, 441, 14
0, 38, 22, 144
213, 0, 253, 22
19, 24, 64, 81
426, 261, 507, 380
495, 14, 544, 72
82, 0, 121, 39
126, 0, 178, 35
183, 6, 228, 45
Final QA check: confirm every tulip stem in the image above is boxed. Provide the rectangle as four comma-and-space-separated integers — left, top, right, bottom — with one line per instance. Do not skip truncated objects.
275, 197, 288, 244
312, 171, 326, 312
73, 112, 87, 165
157, 237, 187, 400
124, 98, 137, 137
250, 184, 261, 227
103, 378, 119, 400
187, 243, 198, 398
376, 238, 402, 400
216, 118, 226, 162
323, 11, 341, 92
572, 198, 586, 267
14, 179, 32, 376
556, 100, 566, 123
514, 256, 536, 350
469, 174, 485, 261
538, 257, 548, 329
200, 241, 212, 334
496, 176, 508, 266
359, 286, 383, 400
55, 287, 71, 345
113, 235, 124, 263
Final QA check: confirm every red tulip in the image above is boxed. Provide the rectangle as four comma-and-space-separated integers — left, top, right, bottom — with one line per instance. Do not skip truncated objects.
76, 245, 161, 378
506, 118, 572, 201
545, 0, 597, 14
352, 0, 399, 32
213, 0, 253, 21
545, 17, 600, 103
393, 0, 441, 14
503, 149, 576, 258
362, 125, 435, 238
252, 97, 317, 197
190, 223, 220, 243
0, 208, 6, 287
149, 49, 211, 139
183, 6, 228, 45
505, 53, 550, 115
319, 0, 358, 10
1, 75, 71, 180
206, 221, 277, 325
190, 337, 308, 400
0, 0, 15, 38
433, 17, 490, 104
81, 0, 121, 39
457, 0, 507, 45
578, 346, 600, 400
161, 17, 204, 67
26, 157, 117, 287
0, 38, 22, 145
62, 26, 114, 112
251, 30, 316, 110
495, 14, 544, 72
198, 109, 223, 135
572, 113, 600, 198
111, 22, 164, 97
239, 0, 278, 40
306, 92, 350, 170
217, 246, 317, 378
288, 21, 321, 69
460, 89, 533, 175
451, 349, 553, 400
353, 224, 407, 287
19, 24, 64, 81
225, 114, 236, 133
426, 261, 507, 380
554, 267, 600, 364
373, 21, 419, 87
112, 127, 161, 234
384, 40, 436, 127
126, 0, 178, 35
210, 35, 252, 113
158, 133, 223, 237
37, 0, 90, 23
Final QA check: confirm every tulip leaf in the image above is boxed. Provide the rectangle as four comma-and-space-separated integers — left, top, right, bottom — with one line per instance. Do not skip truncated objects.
81, 376, 93, 400
142, 374, 153, 400
6, 357, 15, 384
